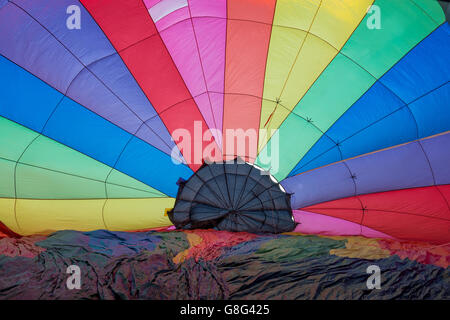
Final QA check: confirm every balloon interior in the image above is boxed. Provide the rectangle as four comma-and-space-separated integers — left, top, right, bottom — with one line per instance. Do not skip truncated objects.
0, 0, 449, 300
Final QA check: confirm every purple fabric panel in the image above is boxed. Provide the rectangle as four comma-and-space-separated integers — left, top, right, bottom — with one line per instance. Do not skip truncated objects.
0, 4, 82, 93
282, 133, 450, 209
346, 142, 434, 195
13, 0, 114, 66
0, 0, 176, 155
66, 61, 143, 133
136, 118, 177, 157
281, 163, 355, 209
85, 54, 157, 120
420, 133, 450, 185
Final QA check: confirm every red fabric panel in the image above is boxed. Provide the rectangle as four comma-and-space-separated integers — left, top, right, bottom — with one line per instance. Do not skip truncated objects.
361, 186, 450, 220
303, 196, 363, 224
303, 186, 450, 244
363, 210, 449, 244
222, 0, 276, 162
0, 221, 20, 238
81, 0, 220, 170
437, 184, 450, 205
80, 0, 156, 51
119, 36, 192, 109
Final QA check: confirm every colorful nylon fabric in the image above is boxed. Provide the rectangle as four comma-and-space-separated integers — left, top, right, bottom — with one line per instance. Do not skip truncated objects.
0, 0, 449, 244
0, 229, 448, 299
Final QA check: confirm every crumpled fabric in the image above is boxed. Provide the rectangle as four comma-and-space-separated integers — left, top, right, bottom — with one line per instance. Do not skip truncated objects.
0, 236, 46, 258
0, 229, 448, 299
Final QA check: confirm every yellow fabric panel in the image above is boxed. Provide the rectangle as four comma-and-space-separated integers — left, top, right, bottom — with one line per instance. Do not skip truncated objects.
258, 100, 291, 153
0, 198, 18, 233
259, 0, 373, 149
16, 199, 106, 236
310, 0, 374, 49
3, 198, 174, 236
279, 33, 337, 106
273, 0, 319, 30
260, 35, 337, 151
260, 27, 306, 127
104, 198, 174, 231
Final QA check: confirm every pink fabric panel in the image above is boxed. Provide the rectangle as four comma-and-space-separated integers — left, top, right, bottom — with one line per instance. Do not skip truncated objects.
209, 92, 224, 147
148, 0, 188, 22
155, 7, 189, 30
293, 210, 396, 240
159, 20, 206, 95
192, 17, 226, 135
194, 92, 219, 141
193, 18, 226, 93
146, 0, 226, 140
144, 0, 162, 8
189, 0, 226, 18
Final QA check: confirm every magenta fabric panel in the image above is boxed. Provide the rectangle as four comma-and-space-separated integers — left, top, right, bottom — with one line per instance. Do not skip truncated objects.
293, 210, 396, 239
146, 0, 226, 145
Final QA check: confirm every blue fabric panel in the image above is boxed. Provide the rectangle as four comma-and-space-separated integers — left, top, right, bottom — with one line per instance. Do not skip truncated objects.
287, 24, 450, 177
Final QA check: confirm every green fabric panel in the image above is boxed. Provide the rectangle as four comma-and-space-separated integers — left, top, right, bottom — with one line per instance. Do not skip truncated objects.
20, 135, 111, 181
106, 169, 166, 198
106, 183, 164, 199
257, 0, 444, 180
293, 53, 375, 131
410, 0, 446, 23
342, 0, 442, 78
0, 158, 15, 197
14, 163, 165, 199
256, 115, 321, 180
0, 116, 38, 161
2, 118, 166, 199
15, 163, 107, 199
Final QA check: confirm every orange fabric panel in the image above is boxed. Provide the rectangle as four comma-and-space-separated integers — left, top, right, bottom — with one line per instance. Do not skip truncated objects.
222, 0, 276, 162
222, 94, 262, 161
227, 0, 277, 23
